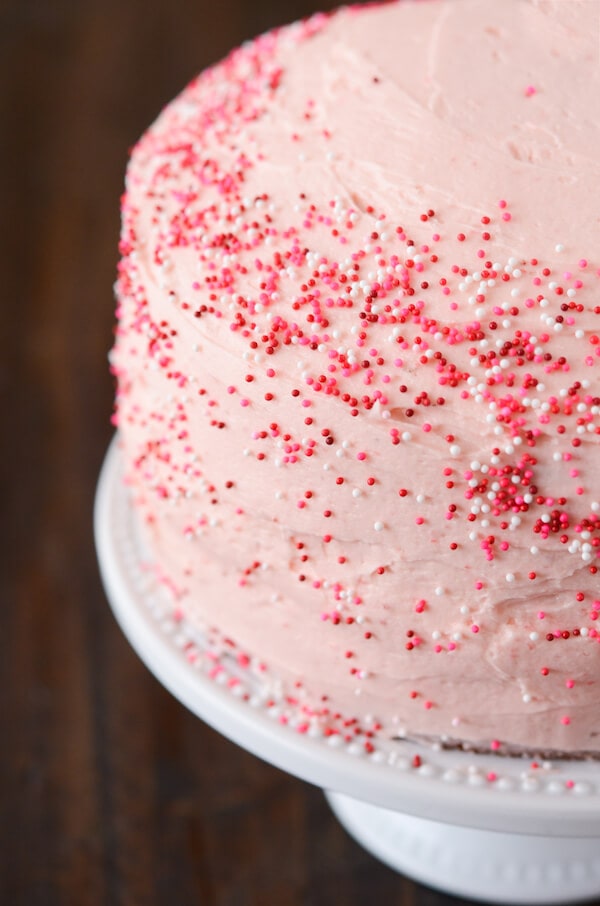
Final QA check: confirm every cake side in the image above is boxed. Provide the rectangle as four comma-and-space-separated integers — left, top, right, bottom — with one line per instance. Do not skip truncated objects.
111, 0, 600, 754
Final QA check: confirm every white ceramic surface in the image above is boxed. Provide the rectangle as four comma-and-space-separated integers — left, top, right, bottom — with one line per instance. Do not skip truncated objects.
326, 791, 600, 905
95, 440, 600, 903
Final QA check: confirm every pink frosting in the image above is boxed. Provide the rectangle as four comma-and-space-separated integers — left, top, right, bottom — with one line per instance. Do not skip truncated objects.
112, 0, 600, 753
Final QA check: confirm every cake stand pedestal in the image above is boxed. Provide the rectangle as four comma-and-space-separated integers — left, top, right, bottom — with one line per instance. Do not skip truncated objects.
95, 441, 600, 905
325, 794, 600, 903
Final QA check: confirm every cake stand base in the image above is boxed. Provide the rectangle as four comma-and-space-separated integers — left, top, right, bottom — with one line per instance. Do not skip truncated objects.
326, 790, 600, 904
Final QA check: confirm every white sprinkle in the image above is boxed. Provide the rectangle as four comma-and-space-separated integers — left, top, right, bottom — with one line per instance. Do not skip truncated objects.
373, 521, 384, 532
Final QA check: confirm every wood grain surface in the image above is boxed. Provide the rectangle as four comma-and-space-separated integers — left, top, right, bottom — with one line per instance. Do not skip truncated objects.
2, 2, 588, 904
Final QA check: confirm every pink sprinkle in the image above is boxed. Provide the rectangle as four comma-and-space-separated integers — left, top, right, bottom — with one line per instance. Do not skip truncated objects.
422, 423, 432, 433
487, 772, 497, 782
471, 624, 480, 634
357, 451, 367, 461
498, 199, 507, 209
524, 85, 537, 97
537, 611, 545, 620
561, 716, 571, 726
240, 398, 250, 407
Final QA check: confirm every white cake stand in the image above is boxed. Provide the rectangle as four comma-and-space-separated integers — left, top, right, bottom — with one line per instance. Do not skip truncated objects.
95, 440, 600, 904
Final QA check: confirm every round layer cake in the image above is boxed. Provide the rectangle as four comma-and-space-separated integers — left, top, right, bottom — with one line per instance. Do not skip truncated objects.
112, 0, 600, 755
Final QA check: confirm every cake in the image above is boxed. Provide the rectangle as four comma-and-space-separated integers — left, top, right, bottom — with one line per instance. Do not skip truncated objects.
111, 0, 600, 756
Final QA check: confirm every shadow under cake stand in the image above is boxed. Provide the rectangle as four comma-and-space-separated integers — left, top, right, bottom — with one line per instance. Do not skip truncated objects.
95, 441, 600, 905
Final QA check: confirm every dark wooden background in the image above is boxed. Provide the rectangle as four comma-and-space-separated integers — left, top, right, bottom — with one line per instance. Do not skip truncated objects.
1, 2, 579, 904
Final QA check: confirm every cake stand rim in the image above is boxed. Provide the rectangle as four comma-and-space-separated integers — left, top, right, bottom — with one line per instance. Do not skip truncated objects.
94, 437, 600, 837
